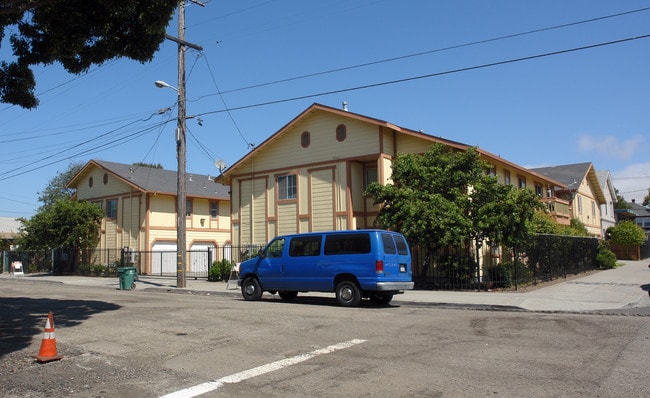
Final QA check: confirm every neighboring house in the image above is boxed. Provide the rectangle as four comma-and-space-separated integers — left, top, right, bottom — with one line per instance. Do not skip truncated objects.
217, 103, 569, 250
68, 160, 231, 275
596, 170, 617, 237
616, 200, 650, 237
531, 162, 606, 237
0, 217, 22, 272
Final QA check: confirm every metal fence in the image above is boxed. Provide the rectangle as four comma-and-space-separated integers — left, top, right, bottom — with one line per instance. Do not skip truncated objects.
0, 235, 604, 290
1, 244, 266, 279
412, 234, 600, 291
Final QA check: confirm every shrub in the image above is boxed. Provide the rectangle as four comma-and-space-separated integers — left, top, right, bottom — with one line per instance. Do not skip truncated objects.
596, 241, 618, 270
209, 259, 235, 281
485, 264, 512, 288
78, 263, 92, 276
92, 264, 106, 276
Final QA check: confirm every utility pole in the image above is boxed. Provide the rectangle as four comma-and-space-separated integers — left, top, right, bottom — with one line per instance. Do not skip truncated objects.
175, 0, 187, 288
172, 0, 203, 288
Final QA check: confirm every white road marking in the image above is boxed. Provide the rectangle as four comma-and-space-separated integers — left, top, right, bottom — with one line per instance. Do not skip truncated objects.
160, 339, 367, 398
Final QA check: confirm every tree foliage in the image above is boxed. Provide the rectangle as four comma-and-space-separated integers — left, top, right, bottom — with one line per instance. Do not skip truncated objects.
643, 188, 650, 207
609, 220, 645, 247
365, 143, 544, 257
37, 161, 83, 210
17, 199, 103, 251
0, 0, 177, 108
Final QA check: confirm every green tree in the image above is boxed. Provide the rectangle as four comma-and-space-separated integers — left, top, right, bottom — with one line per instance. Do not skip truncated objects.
643, 188, 650, 206
17, 199, 103, 252
37, 161, 84, 210
610, 220, 645, 247
613, 188, 630, 209
0, 0, 177, 108
365, 143, 544, 267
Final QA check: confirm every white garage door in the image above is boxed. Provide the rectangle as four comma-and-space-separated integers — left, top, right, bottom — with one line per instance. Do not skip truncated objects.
151, 242, 177, 276
190, 243, 216, 275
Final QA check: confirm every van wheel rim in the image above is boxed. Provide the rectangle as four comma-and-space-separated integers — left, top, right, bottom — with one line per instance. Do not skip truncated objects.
341, 287, 353, 301
245, 284, 255, 295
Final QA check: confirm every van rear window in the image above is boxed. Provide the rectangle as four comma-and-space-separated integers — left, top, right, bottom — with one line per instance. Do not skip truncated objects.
324, 233, 371, 255
382, 233, 398, 254
394, 235, 409, 255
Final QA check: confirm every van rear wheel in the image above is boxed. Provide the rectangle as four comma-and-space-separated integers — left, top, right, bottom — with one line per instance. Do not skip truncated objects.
336, 280, 361, 307
241, 277, 262, 301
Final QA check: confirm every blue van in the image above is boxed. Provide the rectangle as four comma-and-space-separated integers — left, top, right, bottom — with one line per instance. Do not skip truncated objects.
237, 230, 413, 306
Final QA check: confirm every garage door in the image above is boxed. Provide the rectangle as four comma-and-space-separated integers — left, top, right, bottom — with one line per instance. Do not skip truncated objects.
190, 243, 215, 276
151, 242, 177, 276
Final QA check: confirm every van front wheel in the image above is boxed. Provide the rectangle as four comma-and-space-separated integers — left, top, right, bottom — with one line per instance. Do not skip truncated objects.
241, 277, 262, 301
336, 280, 361, 307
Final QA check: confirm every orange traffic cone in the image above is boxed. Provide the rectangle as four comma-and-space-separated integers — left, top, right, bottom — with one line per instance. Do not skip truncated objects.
32, 312, 63, 363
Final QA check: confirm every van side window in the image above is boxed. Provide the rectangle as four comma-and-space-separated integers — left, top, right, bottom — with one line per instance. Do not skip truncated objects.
289, 236, 322, 257
264, 238, 285, 258
381, 233, 397, 254
324, 233, 371, 255
394, 235, 409, 255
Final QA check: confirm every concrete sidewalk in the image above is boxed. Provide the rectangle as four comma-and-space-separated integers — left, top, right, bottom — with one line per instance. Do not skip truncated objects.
3, 259, 649, 312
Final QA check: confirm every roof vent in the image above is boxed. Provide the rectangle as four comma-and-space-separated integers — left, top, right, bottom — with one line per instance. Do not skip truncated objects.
342, 101, 348, 111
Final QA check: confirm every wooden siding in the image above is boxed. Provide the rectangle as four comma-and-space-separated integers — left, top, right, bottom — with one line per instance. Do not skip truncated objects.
310, 168, 335, 231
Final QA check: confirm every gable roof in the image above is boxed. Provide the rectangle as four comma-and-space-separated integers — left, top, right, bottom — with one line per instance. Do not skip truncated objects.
531, 162, 606, 204
218, 103, 565, 188
69, 160, 230, 200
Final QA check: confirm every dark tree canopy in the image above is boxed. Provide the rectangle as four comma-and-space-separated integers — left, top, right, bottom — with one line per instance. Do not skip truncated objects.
0, 0, 177, 108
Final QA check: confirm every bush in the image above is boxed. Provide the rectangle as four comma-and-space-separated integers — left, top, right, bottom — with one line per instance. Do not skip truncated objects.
92, 264, 106, 276
485, 264, 512, 288
596, 241, 618, 270
78, 263, 92, 276
209, 259, 235, 281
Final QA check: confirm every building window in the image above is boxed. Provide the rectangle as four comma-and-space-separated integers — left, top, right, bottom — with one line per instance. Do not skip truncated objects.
103, 173, 108, 185
106, 199, 117, 219
88, 177, 93, 187
503, 170, 511, 185
365, 166, 378, 190
577, 196, 583, 214
278, 175, 297, 200
485, 165, 496, 177
186, 198, 193, 217
210, 201, 219, 218
518, 176, 526, 189
336, 124, 347, 142
592, 201, 596, 217
301, 131, 310, 148
535, 184, 543, 197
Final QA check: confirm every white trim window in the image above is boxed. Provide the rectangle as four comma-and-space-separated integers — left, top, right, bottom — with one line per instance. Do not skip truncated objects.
278, 174, 297, 200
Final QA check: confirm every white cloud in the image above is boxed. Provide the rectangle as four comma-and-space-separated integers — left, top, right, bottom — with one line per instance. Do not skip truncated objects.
577, 134, 645, 160
610, 162, 650, 204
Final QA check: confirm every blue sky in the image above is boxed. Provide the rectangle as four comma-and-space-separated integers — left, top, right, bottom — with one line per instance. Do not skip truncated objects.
1, 0, 650, 218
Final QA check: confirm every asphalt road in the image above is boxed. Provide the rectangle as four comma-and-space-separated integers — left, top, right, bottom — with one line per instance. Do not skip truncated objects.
1, 280, 649, 398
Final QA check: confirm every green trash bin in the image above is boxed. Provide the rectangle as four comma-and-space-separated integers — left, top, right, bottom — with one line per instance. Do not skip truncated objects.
117, 267, 137, 290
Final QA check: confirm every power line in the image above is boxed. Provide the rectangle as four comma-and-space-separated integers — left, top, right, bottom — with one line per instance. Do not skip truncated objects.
194, 33, 650, 118
206, 6, 650, 96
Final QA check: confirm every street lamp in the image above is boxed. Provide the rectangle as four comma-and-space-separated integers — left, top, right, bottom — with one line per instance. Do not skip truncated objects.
154, 80, 177, 91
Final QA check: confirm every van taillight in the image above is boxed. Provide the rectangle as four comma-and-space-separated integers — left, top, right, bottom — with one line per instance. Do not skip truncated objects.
375, 260, 384, 274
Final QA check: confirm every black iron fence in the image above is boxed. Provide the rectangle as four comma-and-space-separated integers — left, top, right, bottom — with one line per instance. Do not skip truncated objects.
0, 235, 604, 290
1, 244, 266, 279
412, 234, 600, 291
